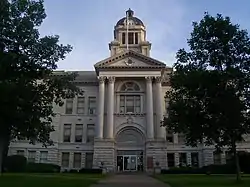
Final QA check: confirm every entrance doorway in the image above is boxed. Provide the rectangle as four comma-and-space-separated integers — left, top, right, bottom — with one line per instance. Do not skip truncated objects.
117, 151, 144, 172
124, 155, 137, 171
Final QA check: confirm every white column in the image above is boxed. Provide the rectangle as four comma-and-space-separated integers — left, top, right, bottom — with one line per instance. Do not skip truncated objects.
145, 76, 154, 139
155, 76, 166, 139
107, 76, 115, 139
96, 76, 105, 139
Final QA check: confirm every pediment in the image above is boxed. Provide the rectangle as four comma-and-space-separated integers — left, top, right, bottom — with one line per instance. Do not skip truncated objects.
94, 50, 166, 69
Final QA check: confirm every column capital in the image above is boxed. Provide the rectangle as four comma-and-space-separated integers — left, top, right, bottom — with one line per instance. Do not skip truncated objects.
155, 76, 163, 83
97, 76, 106, 83
145, 76, 153, 83
107, 76, 115, 83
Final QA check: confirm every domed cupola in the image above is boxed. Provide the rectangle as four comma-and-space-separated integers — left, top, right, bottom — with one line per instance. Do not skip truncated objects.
109, 9, 151, 57
115, 8, 144, 27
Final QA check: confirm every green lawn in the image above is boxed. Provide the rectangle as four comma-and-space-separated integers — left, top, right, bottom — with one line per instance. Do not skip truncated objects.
155, 174, 250, 187
0, 173, 105, 187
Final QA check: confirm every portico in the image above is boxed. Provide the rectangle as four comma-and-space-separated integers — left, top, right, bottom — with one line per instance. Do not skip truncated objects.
95, 75, 166, 141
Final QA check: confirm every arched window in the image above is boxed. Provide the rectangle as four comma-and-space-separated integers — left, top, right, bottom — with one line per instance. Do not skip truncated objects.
119, 82, 141, 114
120, 82, 140, 92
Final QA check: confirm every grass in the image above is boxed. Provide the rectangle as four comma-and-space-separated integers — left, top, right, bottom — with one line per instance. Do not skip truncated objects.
0, 173, 105, 187
155, 174, 250, 187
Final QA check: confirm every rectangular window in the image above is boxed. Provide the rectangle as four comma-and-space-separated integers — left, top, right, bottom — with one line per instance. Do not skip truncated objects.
28, 151, 36, 163
65, 98, 73, 114
179, 153, 187, 167
213, 152, 221, 165
166, 130, 173, 143
87, 124, 95, 143
77, 97, 85, 114
126, 95, 134, 112
85, 153, 93, 169
17, 150, 25, 156
191, 152, 199, 167
120, 95, 125, 113
122, 33, 126, 44
75, 124, 83, 142
178, 133, 186, 144
88, 97, 96, 115
63, 124, 71, 142
61, 152, 70, 168
167, 153, 175, 168
40, 151, 48, 163
73, 153, 82, 168
128, 32, 134, 44
135, 33, 138, 44
119, 95, 141, 114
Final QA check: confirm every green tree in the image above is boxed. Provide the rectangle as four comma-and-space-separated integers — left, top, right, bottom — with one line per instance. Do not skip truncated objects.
0, 0, 82, 173
162, 13, 250, 181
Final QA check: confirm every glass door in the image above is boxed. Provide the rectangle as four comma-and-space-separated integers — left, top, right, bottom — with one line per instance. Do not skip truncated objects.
123, 155, 137, 171
130, 156, 137, 171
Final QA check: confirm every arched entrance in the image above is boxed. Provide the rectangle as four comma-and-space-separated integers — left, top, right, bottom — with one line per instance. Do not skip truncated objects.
116, 126, 145, 172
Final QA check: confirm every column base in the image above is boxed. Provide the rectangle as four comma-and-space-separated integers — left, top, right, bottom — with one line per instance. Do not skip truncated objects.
93, 138, 116, 173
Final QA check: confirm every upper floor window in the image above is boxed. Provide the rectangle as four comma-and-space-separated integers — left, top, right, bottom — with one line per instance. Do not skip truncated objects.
120, 95, 140, 113
65, 98, 73, 114
63, 124, 71, 142
119, 82, 141, 114
166, 130, 174, 143
77, 97, 85, 114
75, 124, 83, 143
88, 97, 96, 115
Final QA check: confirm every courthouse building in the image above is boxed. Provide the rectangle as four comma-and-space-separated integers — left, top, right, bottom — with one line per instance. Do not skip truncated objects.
9, 9, 250, 172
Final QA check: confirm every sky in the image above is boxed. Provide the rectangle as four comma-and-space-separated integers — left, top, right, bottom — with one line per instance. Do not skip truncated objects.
39, 0, 250, 71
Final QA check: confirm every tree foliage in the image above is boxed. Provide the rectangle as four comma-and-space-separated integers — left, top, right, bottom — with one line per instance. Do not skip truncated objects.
0, 0, 82, 171
163, 13, 250, 180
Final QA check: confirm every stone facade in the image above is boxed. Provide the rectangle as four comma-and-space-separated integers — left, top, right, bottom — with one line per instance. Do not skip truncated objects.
8, 9, 250, 172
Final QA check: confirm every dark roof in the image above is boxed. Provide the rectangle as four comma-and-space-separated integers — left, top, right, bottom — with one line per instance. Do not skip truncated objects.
116, 9, 144, 27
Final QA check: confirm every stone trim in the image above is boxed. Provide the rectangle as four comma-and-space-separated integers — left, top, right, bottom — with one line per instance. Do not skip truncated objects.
94, 50, 167, 68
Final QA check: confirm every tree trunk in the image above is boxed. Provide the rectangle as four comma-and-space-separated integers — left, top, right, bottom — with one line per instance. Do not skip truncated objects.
1, 139, 10, 173
232, 142, 241, 182
0, 137, 5, 174
0, 130, 10, 175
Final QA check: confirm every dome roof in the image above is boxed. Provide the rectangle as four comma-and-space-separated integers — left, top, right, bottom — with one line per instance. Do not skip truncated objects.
116, 9, 144, 27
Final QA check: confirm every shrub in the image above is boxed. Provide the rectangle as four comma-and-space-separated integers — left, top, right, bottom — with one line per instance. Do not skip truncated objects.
79, 168, 102, 174
25, 163, 60, 173
69, 169, 79, 173
161, 166, 204, 174
161, 164, 238, 174
4, 155, 27, 172
203, 164, 235, 174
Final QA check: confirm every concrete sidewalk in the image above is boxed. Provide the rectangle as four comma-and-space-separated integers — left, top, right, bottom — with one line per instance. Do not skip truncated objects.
90, 174, 169, 187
